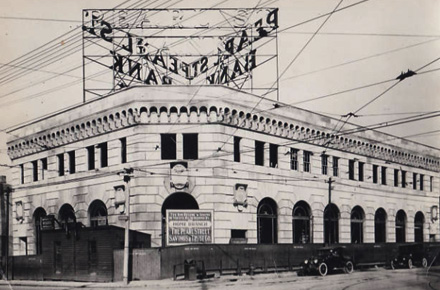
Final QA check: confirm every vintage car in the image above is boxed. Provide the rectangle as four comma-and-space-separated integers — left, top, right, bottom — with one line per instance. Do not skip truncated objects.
390, 243, 430, 269
298, 246, 354, 276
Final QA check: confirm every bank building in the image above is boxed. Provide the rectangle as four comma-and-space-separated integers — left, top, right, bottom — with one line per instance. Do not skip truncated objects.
3, 7, 440, 282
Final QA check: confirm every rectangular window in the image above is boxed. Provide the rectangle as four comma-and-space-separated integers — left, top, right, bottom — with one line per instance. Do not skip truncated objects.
381, 166, 387, 185
402, 171, 407, 188
183, 133, 198, 160
348, 160, 355, 180
87, 146, 95, 170
120, 137, 127, 164
321, 154, 328, 175
230, 229, 247, 244
372, 165, 378, 184
98, 142, 108, 168
32, 160, 38, 182
358, 162, 364, 182
332, 157, 339, 177
303, 151, 312, 172
394, 169, 399, 187
290, 149, 298, 170
234, 137, 241, 162
57, 153, 64, 176
20, 164, 24, 184
41, 158, 47, 180
68, 151, 76, 174
269, 144, 278, 168
430, 176, 434, 192
420, 174, 424, 191
255, 141, 265, 166
161, 134, 176, 160
413, 173, 417, 190
19, 237, 28, 256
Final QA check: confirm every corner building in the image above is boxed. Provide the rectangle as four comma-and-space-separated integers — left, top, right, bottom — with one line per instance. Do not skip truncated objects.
7, 86, 440, 255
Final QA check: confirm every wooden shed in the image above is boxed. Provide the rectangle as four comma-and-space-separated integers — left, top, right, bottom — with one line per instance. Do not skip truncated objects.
40, 225, 150, 282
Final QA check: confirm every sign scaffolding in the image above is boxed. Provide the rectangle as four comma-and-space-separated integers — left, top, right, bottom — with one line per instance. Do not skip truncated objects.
81, 8, 279, 101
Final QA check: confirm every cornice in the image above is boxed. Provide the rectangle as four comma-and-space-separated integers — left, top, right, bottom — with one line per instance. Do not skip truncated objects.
7, 104, 440, 173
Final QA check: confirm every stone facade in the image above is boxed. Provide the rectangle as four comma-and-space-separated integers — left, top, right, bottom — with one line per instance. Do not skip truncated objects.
6, 86, 440, 255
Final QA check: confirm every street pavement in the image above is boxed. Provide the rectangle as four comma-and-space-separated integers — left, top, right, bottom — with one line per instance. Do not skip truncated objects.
1, 266, 440, 290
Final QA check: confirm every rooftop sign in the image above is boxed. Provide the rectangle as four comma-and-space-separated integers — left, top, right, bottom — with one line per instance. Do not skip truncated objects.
82, 8, 279, 100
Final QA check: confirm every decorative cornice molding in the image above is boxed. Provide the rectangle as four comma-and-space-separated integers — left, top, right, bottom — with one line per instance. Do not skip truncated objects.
7, 104, 440, 172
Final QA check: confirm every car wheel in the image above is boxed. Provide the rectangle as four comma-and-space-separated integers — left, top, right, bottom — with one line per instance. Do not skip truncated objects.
390, 260, 395, 270
422, 257, 428, 268
344, 261, 354, 274
407, 258, 413, 269
318, 263, 328, 276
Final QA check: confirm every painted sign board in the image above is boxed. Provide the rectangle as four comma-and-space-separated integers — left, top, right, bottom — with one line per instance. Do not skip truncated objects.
166, 210, 213, 246
41, 215, 55, 231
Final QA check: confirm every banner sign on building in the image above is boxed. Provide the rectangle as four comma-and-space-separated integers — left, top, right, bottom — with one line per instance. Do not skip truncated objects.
166, 210, 213, 246
82, 8, 279, 101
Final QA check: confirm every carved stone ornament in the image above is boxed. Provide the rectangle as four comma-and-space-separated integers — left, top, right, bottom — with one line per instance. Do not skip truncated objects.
431, 205, 438, 223
16, 201, 24, 222
233, 183, 248, 212
114, 185, 126, 214
170, 162, 189, 190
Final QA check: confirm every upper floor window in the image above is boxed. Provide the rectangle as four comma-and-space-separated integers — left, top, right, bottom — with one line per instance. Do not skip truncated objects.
87, 146, 95, 170
269, 144, 278, 168
402, 170, 407, 188
381, 166, 387, 185
430, 176, 434, 192
161, 134, 176, 160
41, 158, 47, 180
234, 137, 241, 162
348, 160, 355, 180
358, 162, 364, 182
32, 160, 38, 182
321, 154, 328, 175
98, 142, 108, 168
303, 151, 312, 172
68, 151, 76, 174
290, 149, 298, 170
57, 153, 65, 176
420, 174, 424, 191
255, 141, 265, 166
183, 133, 198, 160
332, 157, 339, 177
120, 137, 127, 164
20, 164, 24, 184
372, 165, 378, 184
394, 169, 399, 187
413, 173, 417, 190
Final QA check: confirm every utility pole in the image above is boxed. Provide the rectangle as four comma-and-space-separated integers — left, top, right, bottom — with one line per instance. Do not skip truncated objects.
119, 168, 134, 285
325, 177, 335, 205
0, 176, 11, 280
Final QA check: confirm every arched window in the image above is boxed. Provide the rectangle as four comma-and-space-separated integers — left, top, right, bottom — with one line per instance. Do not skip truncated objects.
351, 206, 365, 244
58, 204, 76, 226
257, 198, 278, 244
88, 200, 108, 227
375, 208, 387, 243
324, 204, 339, 244
292, 201, 311, 244
161, 192, 199, 247
395, 210, 407, 243
33, 207, 47, 255
414, 211, 425, 243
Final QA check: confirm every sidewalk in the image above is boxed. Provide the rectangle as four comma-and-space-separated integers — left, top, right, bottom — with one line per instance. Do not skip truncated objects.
0, 271, 298, 289
1, 266, 439, 289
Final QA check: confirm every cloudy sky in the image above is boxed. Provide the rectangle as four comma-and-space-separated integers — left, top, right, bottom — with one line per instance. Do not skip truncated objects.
0, 0, 439, 179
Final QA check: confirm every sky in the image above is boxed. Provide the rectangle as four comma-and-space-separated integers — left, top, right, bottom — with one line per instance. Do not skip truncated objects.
0, 0, 439, 181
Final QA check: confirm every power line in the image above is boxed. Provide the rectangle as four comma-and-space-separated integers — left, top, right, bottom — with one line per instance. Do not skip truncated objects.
0, 16, 81, 23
